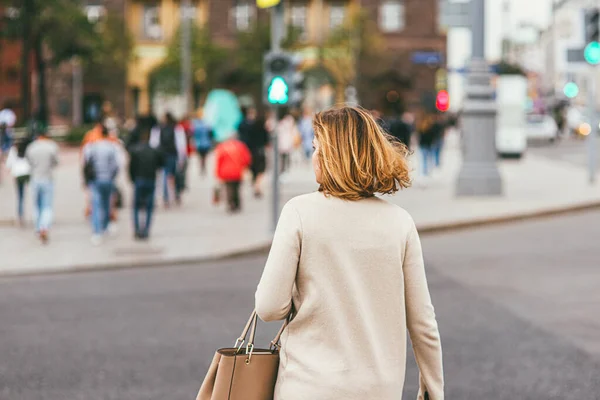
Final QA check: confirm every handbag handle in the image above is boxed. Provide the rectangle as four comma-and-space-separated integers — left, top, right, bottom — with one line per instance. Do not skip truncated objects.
233, 310, 291, 354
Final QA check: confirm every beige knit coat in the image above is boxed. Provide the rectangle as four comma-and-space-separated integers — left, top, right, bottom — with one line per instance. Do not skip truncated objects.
255, 192, 444, 400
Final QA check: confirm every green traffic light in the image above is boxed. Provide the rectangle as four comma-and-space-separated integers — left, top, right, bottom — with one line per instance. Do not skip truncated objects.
563, 82, 579, 99
268, 76, 289, 104
584, 41, 600, 65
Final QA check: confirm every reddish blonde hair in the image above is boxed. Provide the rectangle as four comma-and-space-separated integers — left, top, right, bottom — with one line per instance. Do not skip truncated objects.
313, 106, 411, 201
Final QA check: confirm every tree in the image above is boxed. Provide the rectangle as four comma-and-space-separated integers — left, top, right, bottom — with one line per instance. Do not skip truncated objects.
149, 24, 228, 104
82, 11, 134, 117
150, 20, 302, 110
0, 0, 99, 124
224, 23, 301, 103
325, 8, 411, 111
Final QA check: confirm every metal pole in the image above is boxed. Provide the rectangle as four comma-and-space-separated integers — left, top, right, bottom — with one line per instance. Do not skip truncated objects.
181, 0, 192, 114
589, 68, 598, 185
471, 0, 484, 59
271, 2, 285, 231
456, 0, 503, 196
72, 58, 83, 126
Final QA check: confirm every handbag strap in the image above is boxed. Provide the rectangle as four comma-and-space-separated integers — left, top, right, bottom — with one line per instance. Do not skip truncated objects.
235, 311, 257, 348
234, 310, 292, 353
270, 316, 290, 350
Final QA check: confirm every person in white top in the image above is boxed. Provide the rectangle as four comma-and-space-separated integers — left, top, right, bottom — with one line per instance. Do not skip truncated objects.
5, 138, 32, 224
277, 112, 298, 175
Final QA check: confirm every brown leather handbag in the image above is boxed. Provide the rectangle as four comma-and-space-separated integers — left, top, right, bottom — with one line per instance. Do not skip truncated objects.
196, 310, 289, 400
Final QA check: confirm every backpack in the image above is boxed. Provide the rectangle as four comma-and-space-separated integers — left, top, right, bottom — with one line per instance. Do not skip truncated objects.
159, 124, 177, 155
83, 155, 96, 185
0, 125, 10, 150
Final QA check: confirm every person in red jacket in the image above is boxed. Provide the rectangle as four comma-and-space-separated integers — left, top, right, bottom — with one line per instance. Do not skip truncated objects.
214, 136, 251, 212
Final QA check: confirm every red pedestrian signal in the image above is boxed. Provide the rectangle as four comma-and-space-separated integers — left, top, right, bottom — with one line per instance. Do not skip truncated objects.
435, 90, 450, 112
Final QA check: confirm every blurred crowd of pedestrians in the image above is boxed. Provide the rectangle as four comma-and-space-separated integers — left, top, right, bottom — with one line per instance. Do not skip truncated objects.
0, 100, 453, 246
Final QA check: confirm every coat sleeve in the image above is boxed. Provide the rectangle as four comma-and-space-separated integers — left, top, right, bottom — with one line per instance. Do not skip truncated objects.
404, 221, 444, 400
255, 202, 302, 322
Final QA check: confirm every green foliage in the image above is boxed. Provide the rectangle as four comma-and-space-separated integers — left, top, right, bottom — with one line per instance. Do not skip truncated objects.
150, 25, 228, 94
496, 61, 527, 76
0, 0, 133, 123
63, 124, 93, 146
150, 21, 301, 104
1, 0, 99, 65
325, 9, 411, 110
83, 12, 134, 85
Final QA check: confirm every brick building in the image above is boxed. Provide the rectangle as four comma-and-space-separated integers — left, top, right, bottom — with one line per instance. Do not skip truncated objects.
0, 6, 34, 123
46, 0, 129, 126
127, 0, 446, 116
4, 0, 446, 124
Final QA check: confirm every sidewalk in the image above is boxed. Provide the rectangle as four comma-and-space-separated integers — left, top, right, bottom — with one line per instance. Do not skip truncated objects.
1, 132, 599, 276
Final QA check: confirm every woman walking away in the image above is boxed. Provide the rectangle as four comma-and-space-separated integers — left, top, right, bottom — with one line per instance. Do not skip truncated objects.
255, 106, 444, 400
5, 138, 32, 225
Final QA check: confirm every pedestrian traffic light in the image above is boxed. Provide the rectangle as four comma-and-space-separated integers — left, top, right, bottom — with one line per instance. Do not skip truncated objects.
585, 8, 600, 44
435, 90, 450, 112
584, 41, 600, 65
288, 55, 305, 107
264, 52, 290, 106
268, 76, 289, 104
263, 52, 304, 106
563, 82, 579, 99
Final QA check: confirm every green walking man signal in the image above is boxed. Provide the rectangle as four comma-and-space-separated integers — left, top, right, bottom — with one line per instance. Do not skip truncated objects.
268, 76, 289, 104
263, 51, 304, 106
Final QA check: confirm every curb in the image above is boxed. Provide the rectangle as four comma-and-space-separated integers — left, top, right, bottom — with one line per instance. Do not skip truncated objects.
2, 200, 600, 279
415, 200, 600, 235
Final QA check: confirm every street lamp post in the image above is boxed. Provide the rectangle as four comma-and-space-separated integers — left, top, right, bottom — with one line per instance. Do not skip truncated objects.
181, 0, 193, 114
456, 0, 503, 196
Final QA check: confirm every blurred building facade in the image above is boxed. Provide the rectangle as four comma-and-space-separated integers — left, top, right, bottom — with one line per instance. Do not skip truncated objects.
127, 0, 447, 116
538, 0, 600, 109
0, 7, 33, 122
2, 0, 447, 124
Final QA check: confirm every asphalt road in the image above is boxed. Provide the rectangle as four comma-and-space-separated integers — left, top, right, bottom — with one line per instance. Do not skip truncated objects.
1, 211, 600, 400
529, 135, 600, 170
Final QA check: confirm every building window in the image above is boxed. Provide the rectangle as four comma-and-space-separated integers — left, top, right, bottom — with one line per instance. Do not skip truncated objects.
379, 0, 404, 32
85, 5, 106, 24
232, 2, 254, 31
58, 99, 71, 117
329, 4, 346, 30
143, 4, 163, 40
181, 3, 197, 21
291, 4, 308, 39
5, 67, 19, 83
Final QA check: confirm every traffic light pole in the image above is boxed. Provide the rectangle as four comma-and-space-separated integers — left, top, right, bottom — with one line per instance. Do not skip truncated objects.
587, 68, 598, 185
271, 2, 284, 232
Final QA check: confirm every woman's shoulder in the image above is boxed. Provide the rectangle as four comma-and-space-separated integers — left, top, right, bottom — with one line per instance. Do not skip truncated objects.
285, 192, 415, 221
